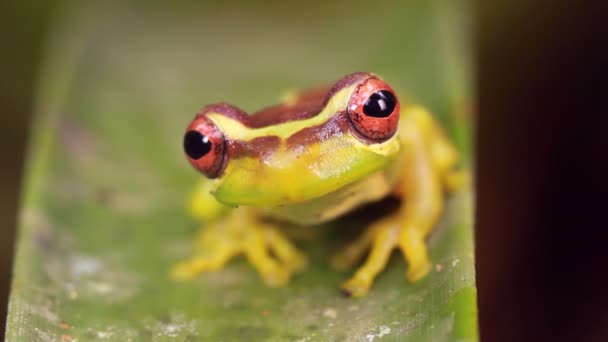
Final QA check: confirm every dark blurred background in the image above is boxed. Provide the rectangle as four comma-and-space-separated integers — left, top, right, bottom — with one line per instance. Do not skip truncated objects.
1, 0, 606, 341
477, 1, 608, 341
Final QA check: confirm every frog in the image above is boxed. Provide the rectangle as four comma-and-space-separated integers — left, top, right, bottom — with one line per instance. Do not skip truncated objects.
175, 72, 464, 297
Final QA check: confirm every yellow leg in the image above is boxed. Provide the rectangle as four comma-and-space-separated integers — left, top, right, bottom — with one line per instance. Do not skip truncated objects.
338, 206, 437, 297
399, 228, 432, 282
262, 226, 308, 272
171, 248, 236, 281
171, 208, 306, 287
444, 170, 469, 192
407, 106, 466, 193
339, 114, 447, 297
330, 223, 383, 270
243, 230, 290, 287
340, 218, 399, 297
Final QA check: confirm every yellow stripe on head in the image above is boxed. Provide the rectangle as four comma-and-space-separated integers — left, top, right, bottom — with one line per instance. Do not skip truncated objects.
206, 85, 358, 142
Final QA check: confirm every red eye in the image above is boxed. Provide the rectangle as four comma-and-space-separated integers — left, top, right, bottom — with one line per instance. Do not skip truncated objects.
346, 77, 400, 142
183, 114, 226, 178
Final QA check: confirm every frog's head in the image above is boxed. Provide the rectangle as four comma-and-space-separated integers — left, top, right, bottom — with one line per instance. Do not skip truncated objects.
183, 72, 402, 207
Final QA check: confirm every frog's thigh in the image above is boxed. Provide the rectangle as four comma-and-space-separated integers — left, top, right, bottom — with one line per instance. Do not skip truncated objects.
430, 129, 466, 192
410, 106, 465, 193
397, 133, 443, 282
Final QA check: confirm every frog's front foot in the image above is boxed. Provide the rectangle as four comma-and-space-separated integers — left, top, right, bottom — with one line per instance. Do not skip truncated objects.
171, 209, 307, 287
337, 214, 432, 298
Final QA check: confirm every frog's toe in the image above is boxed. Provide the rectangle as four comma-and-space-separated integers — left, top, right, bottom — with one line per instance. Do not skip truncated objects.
261, 265, 291, 287
244, 236, 297, 287
340, 277, 371, 298
406, 260, 432, 282
170, 247, 235, 281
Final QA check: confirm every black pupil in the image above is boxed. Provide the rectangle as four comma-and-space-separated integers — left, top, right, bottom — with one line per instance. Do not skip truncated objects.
363, 90, 396, 118
184, 130, 212, 159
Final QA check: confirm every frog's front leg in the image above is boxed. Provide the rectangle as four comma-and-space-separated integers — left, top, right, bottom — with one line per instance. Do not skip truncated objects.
340, 125, 443, 297
172, 205, 307, 287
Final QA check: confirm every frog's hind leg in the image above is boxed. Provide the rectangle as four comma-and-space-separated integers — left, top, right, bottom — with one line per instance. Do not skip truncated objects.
171, 208, 307, 287
432, 133, 467, 192
428, 117, 467, 192
406, 106, 465, 192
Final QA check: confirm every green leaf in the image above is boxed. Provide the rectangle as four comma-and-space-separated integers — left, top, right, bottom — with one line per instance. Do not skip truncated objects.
7, 1, 477, 341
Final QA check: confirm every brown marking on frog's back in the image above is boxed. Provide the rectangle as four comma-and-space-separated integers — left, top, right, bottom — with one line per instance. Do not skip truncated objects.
285, 112, 351, 148
198, 72, 375, 129
226, 136, 281, 158
193, 73, 375, 162
248, 86, 332, 128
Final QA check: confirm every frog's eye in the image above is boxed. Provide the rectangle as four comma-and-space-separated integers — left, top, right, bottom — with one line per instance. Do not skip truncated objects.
184, 115, 226, 178
347, 77, 400, 143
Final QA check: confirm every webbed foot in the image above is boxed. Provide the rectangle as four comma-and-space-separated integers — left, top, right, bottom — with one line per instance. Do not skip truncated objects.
338, 214, 432, 298
172, 208, 307, 287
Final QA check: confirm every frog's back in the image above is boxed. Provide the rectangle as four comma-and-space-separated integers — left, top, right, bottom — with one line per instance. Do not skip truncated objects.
222, 72, 374, 129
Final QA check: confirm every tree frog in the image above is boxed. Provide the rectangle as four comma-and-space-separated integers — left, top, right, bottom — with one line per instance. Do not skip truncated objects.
176, 72, 464, 297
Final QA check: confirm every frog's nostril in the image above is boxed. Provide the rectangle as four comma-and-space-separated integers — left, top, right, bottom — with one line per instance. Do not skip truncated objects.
184, 130, 212, 160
